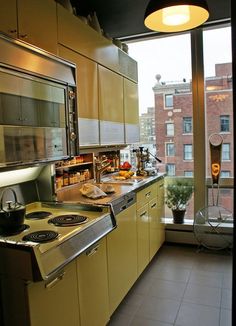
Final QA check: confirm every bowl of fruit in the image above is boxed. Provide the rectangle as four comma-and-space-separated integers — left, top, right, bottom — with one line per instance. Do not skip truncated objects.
119, 161, 132, 171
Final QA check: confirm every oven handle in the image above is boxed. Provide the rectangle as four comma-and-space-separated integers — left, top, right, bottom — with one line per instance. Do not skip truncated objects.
45, 271, 65, 289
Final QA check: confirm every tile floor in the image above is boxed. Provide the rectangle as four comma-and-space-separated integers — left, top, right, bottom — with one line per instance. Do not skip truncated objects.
108, 244, 232, 326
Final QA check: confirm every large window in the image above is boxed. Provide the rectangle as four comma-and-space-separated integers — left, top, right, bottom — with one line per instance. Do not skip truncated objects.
128, 24, 232, 220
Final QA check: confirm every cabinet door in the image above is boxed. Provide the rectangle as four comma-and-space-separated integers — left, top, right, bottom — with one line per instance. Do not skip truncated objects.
98, 65, 124, 145
107, 204, 137, 315
137, 204, 150, 276
124, 78, 140, 144
0, 0, 17, 37
149, 197, 159, 260
136, 183, 157, 210
27, 261, 80, 326
57, 4, 119, 71
17, 0, 57, 54
58, 45, 100, 146
77, 238, 110, 326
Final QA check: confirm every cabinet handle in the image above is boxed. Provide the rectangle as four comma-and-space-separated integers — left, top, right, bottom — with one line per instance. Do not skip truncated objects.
9, 29, 17, 33
86, 244, 100, 257
45, 272, 65, 289
20, 33, 28, 38
140, 211, 147, 218
151, 202, 157, 208
145, 191, 151, 198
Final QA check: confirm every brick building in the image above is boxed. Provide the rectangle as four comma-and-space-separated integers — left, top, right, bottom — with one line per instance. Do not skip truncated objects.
153, 64, 233, 218
153, 64, 233, 179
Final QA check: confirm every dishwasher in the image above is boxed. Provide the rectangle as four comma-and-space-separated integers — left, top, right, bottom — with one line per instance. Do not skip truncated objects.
106, 192, 138, 315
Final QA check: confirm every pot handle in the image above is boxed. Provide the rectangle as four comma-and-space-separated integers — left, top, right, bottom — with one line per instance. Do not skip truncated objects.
0, 188, 19, 211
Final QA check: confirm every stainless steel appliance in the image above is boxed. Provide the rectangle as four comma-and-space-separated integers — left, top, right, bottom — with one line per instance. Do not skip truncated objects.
0, 201, 116, 281
0, 34, 79, 169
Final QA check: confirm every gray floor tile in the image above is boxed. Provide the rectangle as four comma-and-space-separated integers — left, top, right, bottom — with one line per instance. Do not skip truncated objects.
146, 264, 191, 283
135, 297, 181, 324
130, 315, 173, 326
183, 283, 222, 307
220, 308, 232, 326
175, 302, 220, 326
108, 312, 133, 326
222, 272, 233, 289
221, 288, 232, 309
148, 279, 186, 300
189, 269, 223, 288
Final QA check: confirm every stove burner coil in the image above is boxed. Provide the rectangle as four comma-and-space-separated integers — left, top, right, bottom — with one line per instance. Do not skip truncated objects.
0, 224, 29, 236
23, 230, 58, 243
48, 214, 88, 226
26, 211, 52, 220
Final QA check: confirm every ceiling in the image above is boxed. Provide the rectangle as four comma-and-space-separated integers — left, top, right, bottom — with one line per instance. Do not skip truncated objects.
71, 0, 231, 41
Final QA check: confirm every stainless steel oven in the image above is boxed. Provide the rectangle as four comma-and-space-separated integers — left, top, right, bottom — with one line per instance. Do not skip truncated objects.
0, 34, 79, 169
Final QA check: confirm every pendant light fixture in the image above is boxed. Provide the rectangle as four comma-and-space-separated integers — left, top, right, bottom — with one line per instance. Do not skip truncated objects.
144, 0, 209, 33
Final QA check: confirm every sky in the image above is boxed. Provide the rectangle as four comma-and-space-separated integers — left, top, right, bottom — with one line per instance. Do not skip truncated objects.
128, 27, 232, 114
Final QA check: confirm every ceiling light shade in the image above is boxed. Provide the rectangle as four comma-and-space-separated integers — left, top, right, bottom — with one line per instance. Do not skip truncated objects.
144, 0, 209, 33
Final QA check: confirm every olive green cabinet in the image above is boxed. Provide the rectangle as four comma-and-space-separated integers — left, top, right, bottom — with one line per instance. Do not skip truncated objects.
27, 261, 80, 326
0, 0, 57, 54
106, 203, 137, 315
76, 238, 110, 326
58, 45, 100, 146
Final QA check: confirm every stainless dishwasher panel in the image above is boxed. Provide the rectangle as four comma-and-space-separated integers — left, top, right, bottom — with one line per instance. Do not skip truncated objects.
112, 192, 136, 215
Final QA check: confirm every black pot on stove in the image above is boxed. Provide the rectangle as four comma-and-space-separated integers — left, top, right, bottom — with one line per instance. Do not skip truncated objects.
0, 188, 26, 231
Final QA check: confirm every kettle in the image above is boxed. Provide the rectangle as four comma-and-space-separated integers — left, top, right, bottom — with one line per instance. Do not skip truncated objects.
0, 188, 26, 231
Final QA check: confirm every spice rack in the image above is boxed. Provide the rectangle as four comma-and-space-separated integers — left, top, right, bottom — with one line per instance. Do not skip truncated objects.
55, 153, 94, 191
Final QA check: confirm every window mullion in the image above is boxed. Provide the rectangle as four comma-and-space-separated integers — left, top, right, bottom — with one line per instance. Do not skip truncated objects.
191, 29, 206, 215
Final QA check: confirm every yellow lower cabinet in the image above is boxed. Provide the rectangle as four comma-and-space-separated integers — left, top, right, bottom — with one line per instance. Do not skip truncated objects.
149, 197, 159, 260
27, 261, 80, 326
76, 238, 109, 326
106, 204, 137, 315
137, 204, 150, 276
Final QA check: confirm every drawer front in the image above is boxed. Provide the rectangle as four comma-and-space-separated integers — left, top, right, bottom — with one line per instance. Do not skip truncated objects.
136, 183, 157, 209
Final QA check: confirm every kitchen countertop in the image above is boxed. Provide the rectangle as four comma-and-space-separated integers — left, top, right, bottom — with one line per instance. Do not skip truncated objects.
56, 173, 165, 206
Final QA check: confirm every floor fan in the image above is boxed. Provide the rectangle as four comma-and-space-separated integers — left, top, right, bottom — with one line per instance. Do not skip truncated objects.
194, 134, 233, 250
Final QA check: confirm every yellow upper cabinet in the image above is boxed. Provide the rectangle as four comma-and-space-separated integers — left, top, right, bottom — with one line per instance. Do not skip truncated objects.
98, 65, 124, 145
0, 0, 58, 54
124, 78, 140, 144
58, 45, 100, 146
0, 0, 17, 38
57, 3, 119, 72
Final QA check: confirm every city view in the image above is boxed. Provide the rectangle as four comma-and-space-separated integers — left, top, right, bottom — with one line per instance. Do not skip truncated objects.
124, 25, 233, 219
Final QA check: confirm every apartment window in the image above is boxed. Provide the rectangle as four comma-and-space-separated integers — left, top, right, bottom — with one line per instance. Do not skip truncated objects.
166, 123, 174, 136
220, 115, 230, 132
166, 164, 175, 176
166, 143, 175, 156
221, 171, 230, 177
184, 171, 193, 177
183, 117, 192, 133
165, 94, 173, 108
184, 144, 192, 160
222, 143, 230, 161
